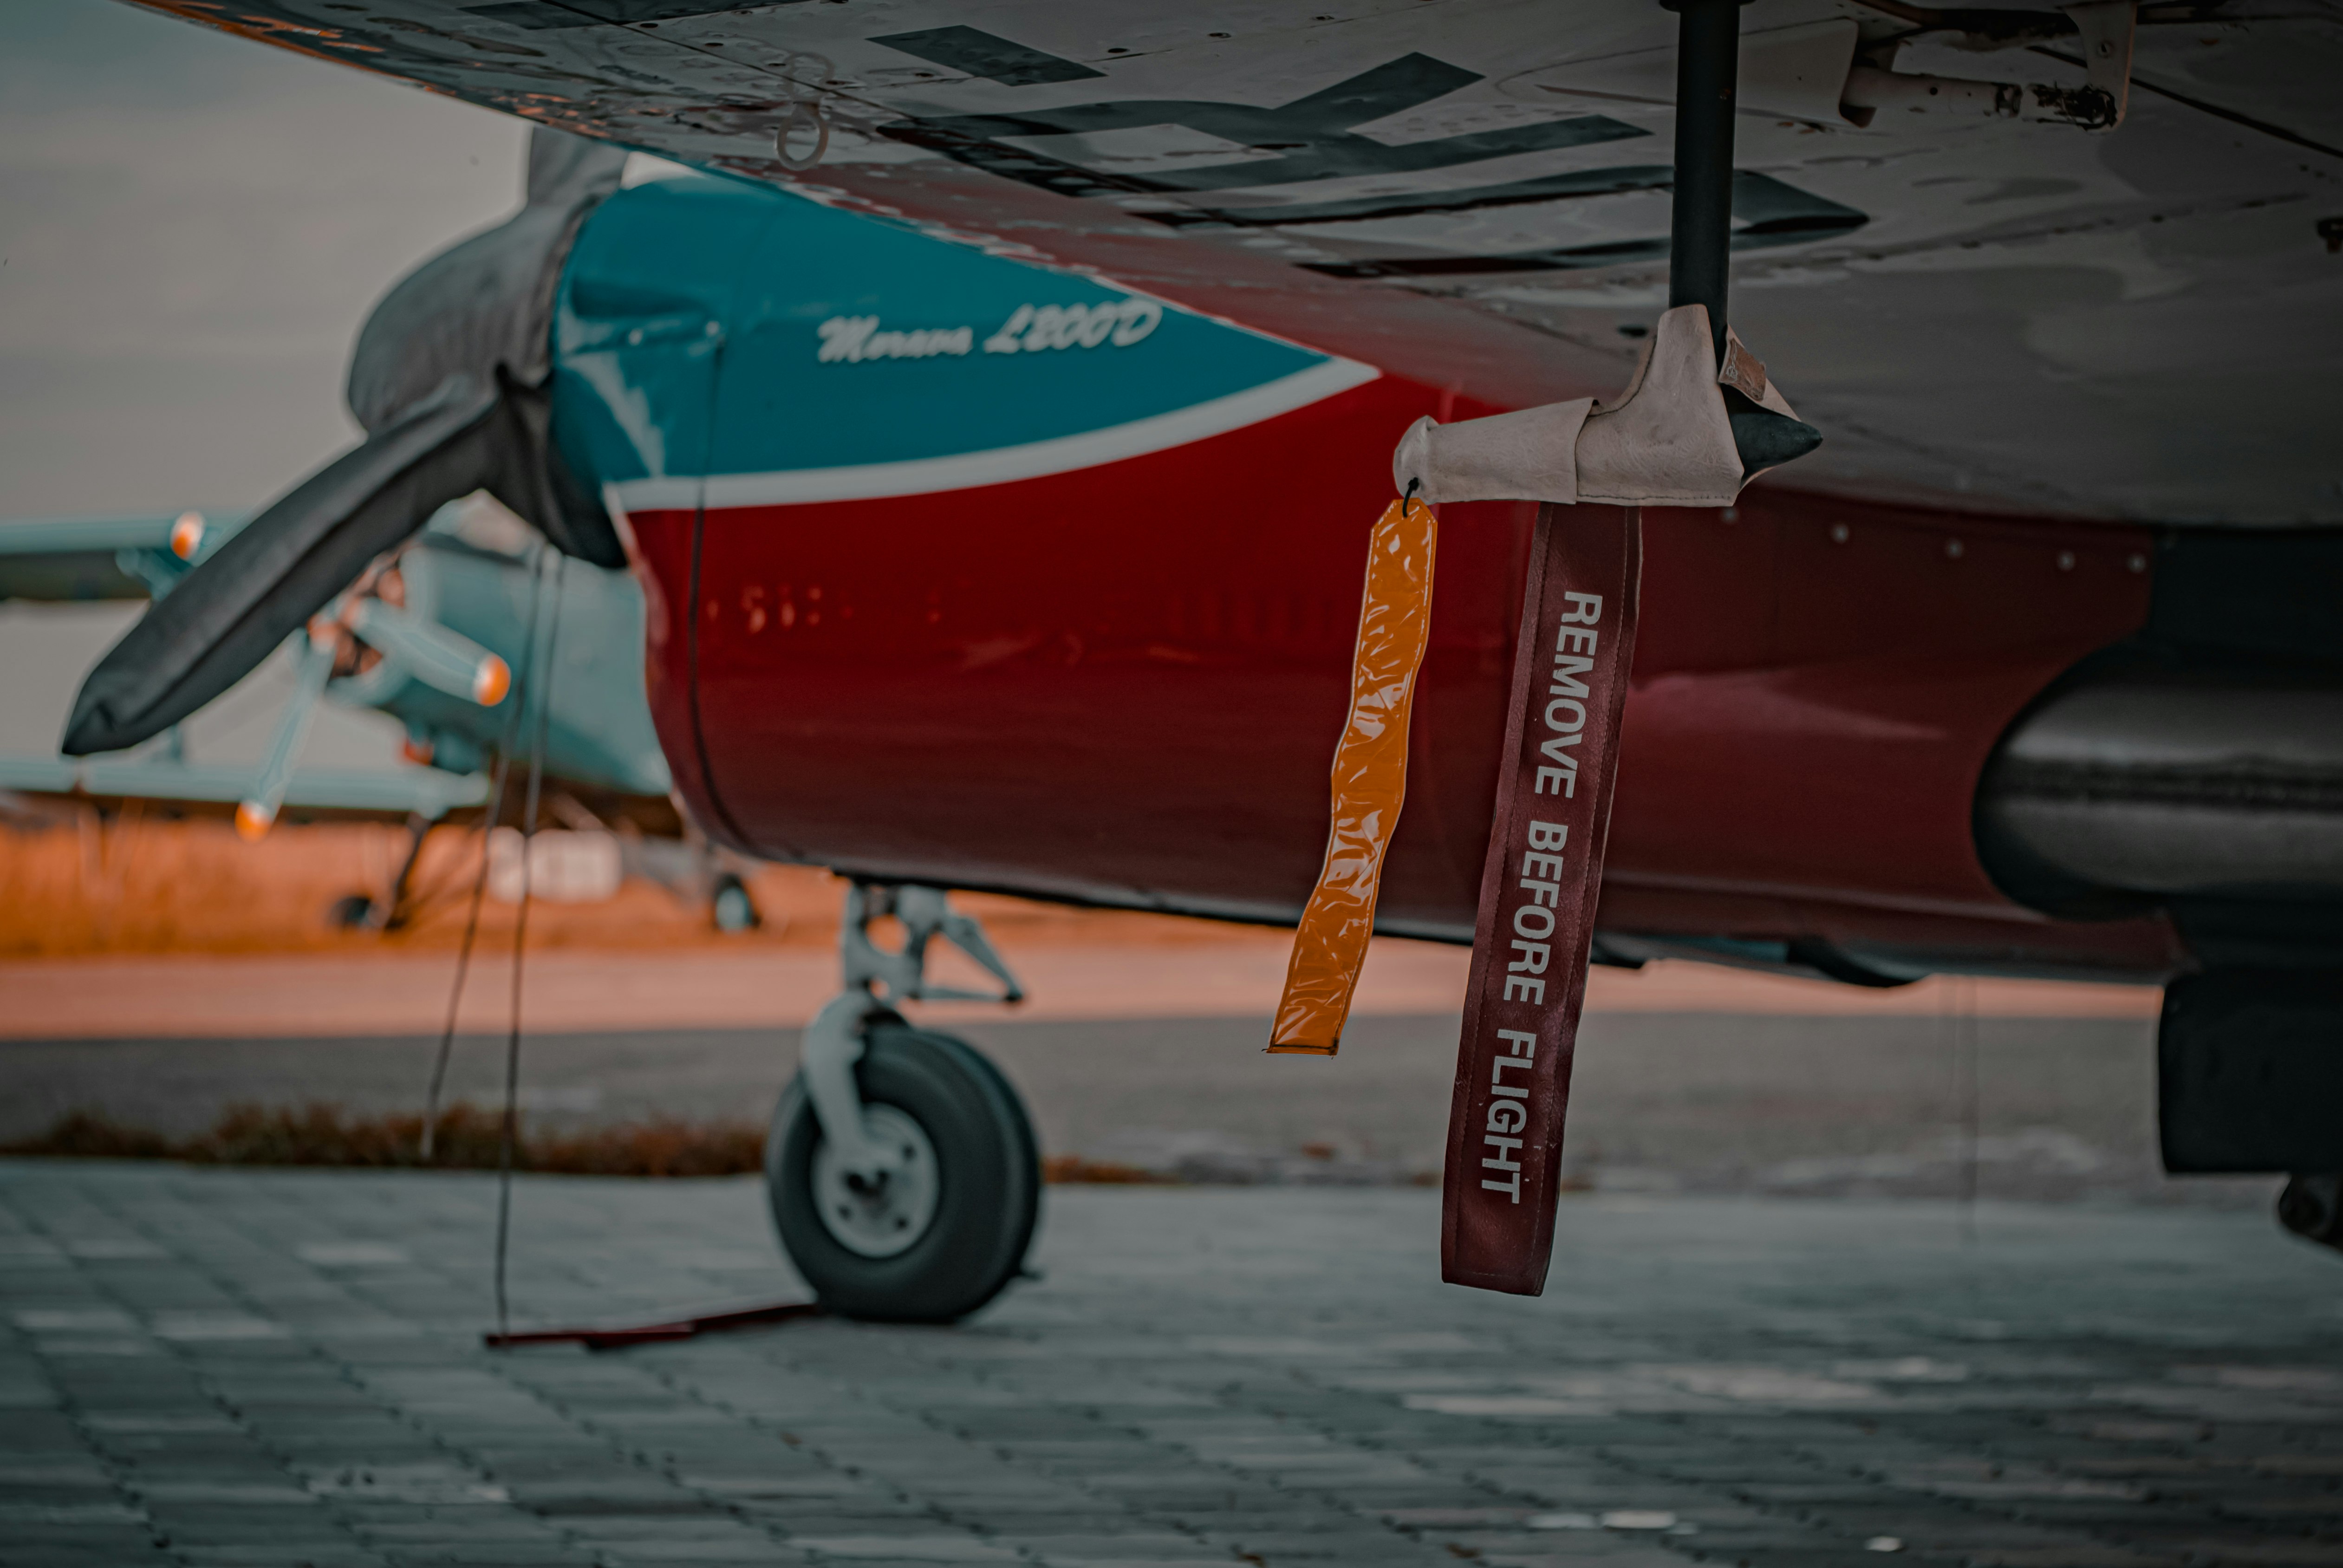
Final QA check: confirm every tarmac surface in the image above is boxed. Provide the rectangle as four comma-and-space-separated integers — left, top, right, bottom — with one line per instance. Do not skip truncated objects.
4, 1163, 2340, 1568
0, 1009, 2264, 1203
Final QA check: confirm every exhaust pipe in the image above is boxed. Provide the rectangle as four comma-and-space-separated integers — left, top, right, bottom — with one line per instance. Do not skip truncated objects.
1977, 666, 2343, 911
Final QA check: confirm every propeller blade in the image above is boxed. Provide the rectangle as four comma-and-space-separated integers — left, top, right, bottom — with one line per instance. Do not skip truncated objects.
62, 372, 502, 756
348, 599, 511, 706
234, 626, 336, 841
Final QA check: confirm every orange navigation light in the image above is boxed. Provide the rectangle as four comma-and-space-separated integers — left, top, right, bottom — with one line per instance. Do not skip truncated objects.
234, 799, 276, 841
169, 511, 206, 561
1269, 494, 1439, 1056
472, 654, 512, 707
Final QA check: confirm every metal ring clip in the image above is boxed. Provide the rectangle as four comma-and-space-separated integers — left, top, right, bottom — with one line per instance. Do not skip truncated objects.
774, 97, 830, 171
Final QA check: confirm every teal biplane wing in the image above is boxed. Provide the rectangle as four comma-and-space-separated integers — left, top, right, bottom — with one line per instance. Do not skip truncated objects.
0, 511, 251, 604
0, 502, 752, 930
0, 755, 488, 826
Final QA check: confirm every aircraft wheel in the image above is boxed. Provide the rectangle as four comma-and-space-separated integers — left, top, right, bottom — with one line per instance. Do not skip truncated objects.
710, 872, 761, 933
2278, 1173, 2343, 1253
327, 893, 378, 930
766, 1024, 1038, 1322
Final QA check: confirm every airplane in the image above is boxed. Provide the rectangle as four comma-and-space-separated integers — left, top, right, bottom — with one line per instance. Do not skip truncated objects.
46, 0, 2343, 1317
0, 501, 768, 932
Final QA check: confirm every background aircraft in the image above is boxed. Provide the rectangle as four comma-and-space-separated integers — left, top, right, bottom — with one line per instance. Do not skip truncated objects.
47, 0, 2343, 1314
0, 499, 767, 931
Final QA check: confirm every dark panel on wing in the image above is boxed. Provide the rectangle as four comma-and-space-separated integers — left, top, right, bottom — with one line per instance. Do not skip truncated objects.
891, 54, 1639, 195
872, 50, 1854, 281
870, 26, 1103, 86
1302, 171, 1866, 278
461, 0, 795, 28
1147, 156, 1661, 231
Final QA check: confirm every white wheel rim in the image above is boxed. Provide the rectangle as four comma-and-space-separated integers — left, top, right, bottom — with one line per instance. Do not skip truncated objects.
810, 1104, 939, 1259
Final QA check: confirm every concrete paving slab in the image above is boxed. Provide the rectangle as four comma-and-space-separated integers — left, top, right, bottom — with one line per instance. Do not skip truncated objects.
2, 1162, 2340, 1568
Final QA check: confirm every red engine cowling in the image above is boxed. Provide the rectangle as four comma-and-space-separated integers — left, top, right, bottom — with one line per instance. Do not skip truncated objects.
628, 374, 2178, 981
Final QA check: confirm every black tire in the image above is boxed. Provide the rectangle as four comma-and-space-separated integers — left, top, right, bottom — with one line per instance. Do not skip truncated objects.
326, 893, 377, 930
710, 872, 760, 933
767, 1023, 1039, 1322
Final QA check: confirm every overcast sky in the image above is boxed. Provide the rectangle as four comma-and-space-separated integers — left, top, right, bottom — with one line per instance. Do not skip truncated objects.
0, 0, 529, 520
0, 0, 532, 764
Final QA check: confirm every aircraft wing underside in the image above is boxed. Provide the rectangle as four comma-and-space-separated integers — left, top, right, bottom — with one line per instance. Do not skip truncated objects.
124, 0, 2343, 525
0, 755, 490, 824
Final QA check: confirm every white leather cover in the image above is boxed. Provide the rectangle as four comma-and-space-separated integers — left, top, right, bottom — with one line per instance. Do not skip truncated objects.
1387, 305, 1801, 509
1574, 304, 1745, 506
1392, 398, 1593, 505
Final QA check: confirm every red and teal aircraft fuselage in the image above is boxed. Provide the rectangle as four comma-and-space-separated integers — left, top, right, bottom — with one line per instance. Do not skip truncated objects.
553, 167, 2175, 982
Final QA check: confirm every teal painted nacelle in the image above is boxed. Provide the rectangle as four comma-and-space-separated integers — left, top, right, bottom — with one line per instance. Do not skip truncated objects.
334, 517, 670, 800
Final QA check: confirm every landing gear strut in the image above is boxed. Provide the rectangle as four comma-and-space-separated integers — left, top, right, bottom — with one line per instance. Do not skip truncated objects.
765, 883, 1038, 1321
329, 810, 435, 931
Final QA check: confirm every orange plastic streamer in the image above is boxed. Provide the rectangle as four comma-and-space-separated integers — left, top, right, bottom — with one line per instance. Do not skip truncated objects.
1269, 497, 1439, 1054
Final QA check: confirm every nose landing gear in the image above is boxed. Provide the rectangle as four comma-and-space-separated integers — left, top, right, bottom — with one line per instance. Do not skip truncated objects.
2278, 1173, 2343, 1254
764, 883, 1039, 1322
817, 1102, 937, 1256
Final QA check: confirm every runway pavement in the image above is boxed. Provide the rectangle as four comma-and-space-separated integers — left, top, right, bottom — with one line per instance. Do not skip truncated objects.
3, 1163, 2339, 1568
0, 930, 2196, 1196
0, 1010, 2263, 1204
0, 946, 2157, 1040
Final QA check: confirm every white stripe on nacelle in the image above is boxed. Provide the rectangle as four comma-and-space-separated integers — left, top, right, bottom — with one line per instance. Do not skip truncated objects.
605, 358, 1379, 514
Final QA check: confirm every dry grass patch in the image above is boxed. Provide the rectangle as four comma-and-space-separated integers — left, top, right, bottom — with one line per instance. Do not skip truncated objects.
6, 1104, 1173, 1183
1041, 1154, 1179, 1185
2, 1103, 765, 1176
